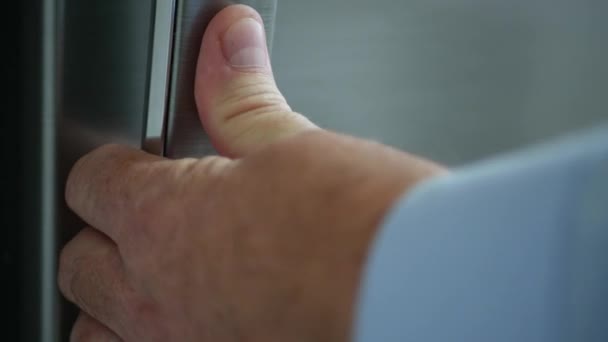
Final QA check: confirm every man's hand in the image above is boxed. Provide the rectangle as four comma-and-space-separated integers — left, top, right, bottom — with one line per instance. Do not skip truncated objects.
59, 5, 443, 341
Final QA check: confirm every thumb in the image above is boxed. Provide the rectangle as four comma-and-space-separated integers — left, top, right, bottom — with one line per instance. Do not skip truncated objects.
195, 4, 317, 158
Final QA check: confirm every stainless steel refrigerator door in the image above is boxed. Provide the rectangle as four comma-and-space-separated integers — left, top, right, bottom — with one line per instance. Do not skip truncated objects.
25, 1, 156, 341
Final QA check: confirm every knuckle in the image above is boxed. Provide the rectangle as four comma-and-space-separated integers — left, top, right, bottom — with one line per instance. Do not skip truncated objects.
58, 252, 89, 305
89, 143, 121, 157
195, 156, 233, 178
58, 239, 81, 300
65, 155, 89, 210
124, 156, 232, 248
70, 317, 95, 342
58, 229, 102, 306
70, 314, 118, 342
63, 256, 114, 322
68, 258, 90, 296
67, 145, 122, 183
89, 143, 132, 162
70, 327, 90, 342
65, 143, 133, 211
57, 252, 72, 298
164, 156, 230, 186
125, 157, 230, 243
216, 76, 290, 122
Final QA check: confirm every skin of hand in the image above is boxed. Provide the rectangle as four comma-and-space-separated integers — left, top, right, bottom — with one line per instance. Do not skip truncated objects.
59, 4, 444, 342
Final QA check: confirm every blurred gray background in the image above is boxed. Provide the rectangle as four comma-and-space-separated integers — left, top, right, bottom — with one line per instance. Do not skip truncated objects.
272, 0, 608, 165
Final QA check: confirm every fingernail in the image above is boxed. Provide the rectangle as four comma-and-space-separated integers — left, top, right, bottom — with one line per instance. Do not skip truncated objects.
222, 18, 268, 69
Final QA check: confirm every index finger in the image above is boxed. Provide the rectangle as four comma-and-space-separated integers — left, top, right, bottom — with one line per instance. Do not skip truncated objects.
65, 144, 169, 241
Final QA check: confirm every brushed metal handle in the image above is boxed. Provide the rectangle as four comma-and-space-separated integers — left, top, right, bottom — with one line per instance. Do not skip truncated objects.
144, 0, 177, 155
144, 0, 277, 158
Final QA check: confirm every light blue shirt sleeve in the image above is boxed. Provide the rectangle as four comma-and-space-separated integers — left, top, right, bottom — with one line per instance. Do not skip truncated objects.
355, 125, 608, 342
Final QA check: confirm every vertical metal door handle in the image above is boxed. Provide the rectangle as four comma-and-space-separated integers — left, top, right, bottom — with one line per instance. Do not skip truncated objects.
144, 0, 277, 158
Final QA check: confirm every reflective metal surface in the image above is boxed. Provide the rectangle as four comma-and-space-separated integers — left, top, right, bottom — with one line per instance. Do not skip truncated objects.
273, 0, 608, 165
144, 0, 176, 155
24, 1, 155, 341
56, 2, 155, 340
164, 0, 277, 158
